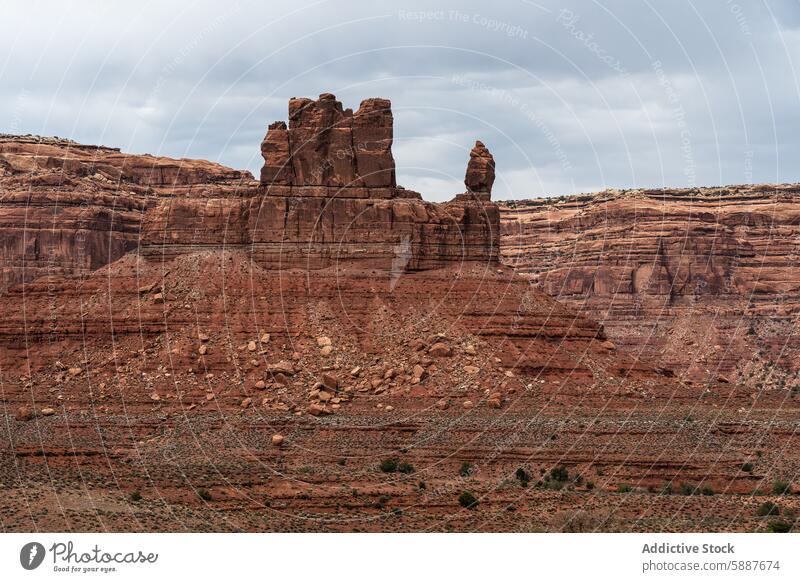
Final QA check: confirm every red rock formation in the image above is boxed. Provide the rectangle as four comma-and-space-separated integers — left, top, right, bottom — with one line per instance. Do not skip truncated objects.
0, 135, 250, 290
260, 93, 395, 189
0, 96, 642, 382
3, 101, 791, 534
500, 186, 800, 387
464, 140, 495, 198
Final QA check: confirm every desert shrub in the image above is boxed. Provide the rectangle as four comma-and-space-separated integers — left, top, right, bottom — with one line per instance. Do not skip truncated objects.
680, 483, 696, 496
374, 495, 391, 509
398, 461, 415, 474
618, 484, 632, 493
129, 490, 142, 502
757, 502, 780, 517
550, 466, 569, 482
767, 520, 793, 533
515, 467, 530, 487
741, 462, 754, 473
772, 480, 792, 495
459, 461, 472, 477
458, 490, 479, 509
198, 488, 212, 501
380, 458, 399, 473
700, 487, 714, 496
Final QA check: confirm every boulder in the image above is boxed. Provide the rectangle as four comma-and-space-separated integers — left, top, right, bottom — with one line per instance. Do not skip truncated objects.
428, 342, 452, 358
269, 361, 295, 375
15, 406, 34, 421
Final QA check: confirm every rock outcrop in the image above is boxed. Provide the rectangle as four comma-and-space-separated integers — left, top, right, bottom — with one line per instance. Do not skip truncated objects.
464, 140, 495, 198
260, 93, 395, 190
0, 94, 638, 384
500, 186, 800, 387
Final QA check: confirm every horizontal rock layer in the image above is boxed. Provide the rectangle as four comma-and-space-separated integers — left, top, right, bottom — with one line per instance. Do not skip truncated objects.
500, 186, 800, 386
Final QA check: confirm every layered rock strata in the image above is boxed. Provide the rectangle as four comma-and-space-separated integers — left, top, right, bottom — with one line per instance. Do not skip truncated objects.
500, 186, 800, 386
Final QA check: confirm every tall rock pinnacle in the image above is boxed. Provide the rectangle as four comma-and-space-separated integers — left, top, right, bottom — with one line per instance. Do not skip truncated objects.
464, 140, 495, 199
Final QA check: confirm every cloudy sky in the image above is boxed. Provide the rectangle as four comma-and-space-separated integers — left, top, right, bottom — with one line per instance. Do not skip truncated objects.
2, 0, 800, 200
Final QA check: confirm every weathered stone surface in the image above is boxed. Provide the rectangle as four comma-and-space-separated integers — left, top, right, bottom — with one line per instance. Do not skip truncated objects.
500, 186, 800, 386
260, 94, 394, 189
464, 140, 495, 197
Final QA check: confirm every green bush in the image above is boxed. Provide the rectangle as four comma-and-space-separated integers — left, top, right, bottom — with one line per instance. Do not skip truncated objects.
757, 502, 780, 517
459, 461, 472, 477
515, 467, 530, 487
380, 458, 399, 473
773, 480, 792, 495
398, 461, 415, 474
618, 484, 632, 493
767, 520, 793, 533
458, 490, 479, 509
700, 487, 714, 496
129, 490, 142, 502
550, 466, 569, 482
198, 488, 212, 501
741, 462, 754, 473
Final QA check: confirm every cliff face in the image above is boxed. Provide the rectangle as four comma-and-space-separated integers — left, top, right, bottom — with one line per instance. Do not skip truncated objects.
0, 135, 249, 289
0, 94, 642, 388
500, 186, 800, 387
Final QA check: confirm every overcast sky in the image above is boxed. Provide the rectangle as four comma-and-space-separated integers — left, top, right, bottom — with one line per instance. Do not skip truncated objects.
2, 0, 800, 200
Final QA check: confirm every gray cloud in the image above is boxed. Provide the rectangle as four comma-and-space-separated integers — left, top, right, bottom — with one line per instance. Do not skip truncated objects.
2, 0, 800, 200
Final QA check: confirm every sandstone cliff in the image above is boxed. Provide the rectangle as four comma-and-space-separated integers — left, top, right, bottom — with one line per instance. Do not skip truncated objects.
500, 186, 800, 389
0, 95, 648, 396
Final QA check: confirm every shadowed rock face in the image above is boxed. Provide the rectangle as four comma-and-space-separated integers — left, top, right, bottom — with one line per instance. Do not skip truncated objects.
500, 186, 800, 387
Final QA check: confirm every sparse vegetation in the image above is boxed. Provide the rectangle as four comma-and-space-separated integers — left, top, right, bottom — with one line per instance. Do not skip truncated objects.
458, 490, 479, 509
515, 467, 530, 487
772, 480, 792, 495
459, 461, 472, 477
380, 458, 399, 473
398, 461, 415, 474
757, 502, 780, 517
767, 520, 793, 533
197, 488, 212, 502
550, 466, 569, 482
741, 462, 754, 473
129, 490, 142, 502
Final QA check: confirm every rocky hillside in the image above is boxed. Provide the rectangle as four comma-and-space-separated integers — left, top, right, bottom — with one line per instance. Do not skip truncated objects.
500, 186, 800, 390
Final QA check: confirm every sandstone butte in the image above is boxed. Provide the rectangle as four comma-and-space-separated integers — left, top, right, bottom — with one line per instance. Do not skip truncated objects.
0, 95, 798, 533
